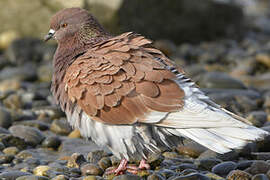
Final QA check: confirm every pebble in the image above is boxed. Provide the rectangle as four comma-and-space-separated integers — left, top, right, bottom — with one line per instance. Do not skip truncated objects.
50, 119, 72, 135
227, 170, 252, 180
16, 120, 49, 131
247, 111, 268, 127
212, 161, 237, 176
16, 175, 50, 180
147, 173, 166, 180
3, 146, 19, 155
112, 174, 141, 180
0, 106, 12, 128
171, 173, 210, 180
51, 175, 69, 180
252, 174, 269, 180
9, 125, 45, 146
0, 154, 14, 164
205, 172, 225, 180
148, 153, 164, 168
0, 171, 32, 179
68, 129, 81, 138
248, 161, 270, 175
98, 157, 112, 170
81, 163, 104, 176
33, 165, 51, 176
87, 150, 109, 164
195, 158, 222, 171
67, 153, 86, 168
83, 176, 104, 180
42, 136, 61, 149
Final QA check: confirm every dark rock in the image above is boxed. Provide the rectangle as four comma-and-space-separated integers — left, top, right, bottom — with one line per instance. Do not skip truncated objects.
6, 38, 45, 65
50, 119, 72, 135
198, 150, 239, 161
179, 169, 198, 176
32, 106, 65, 120
252, 174, 269, 180
171, 163, 197, 172
15, 120, 49, 131
237, 160, 254, 170
0, 154, 14, 164
118, 0, 244, 44
0, 127, 10, 134
3, 93, 23, 110
227, 170, 252, 180
0, 106, 12, 128
81, 163, 103, 176
67, 153, 86, 168
148, 153, 164, 168
247, 111, 268, 127
98, 157, 112, 170
252, 152, 270, 161
0, 171, 32, 180
248, 160, 270, 175
195, 158, 222, 171
0, 64, 37, 81
51, 175, 69, 180
212, 161, 237, 176
199, 72, 246, 89
0, 134, 27, 149
147, 173, 166, 180
177, 141, 206, 158
16, 176, 50, 180
87, 150, 109, 164
158, 169, 176, 179
112, 174, 141, 180
171, 172, 210, 180
0, 142, 5, 151
9, 125, 45, 146
42, 136, 61, 149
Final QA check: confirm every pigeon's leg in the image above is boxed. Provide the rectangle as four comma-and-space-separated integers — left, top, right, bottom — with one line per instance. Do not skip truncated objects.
105, 158, 128, 175
126, 159, 150, 174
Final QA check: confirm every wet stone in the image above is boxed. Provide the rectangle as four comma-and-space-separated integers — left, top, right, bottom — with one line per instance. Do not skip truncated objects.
171, 163, 197, 172
205, 172, 225, 180
237, 160, 254, 170
87, 150, 109, 164
0, 106, 12, 128
51, 175, 69, 180
195, 158, 222, 171
171, 172, 210, 180
42, 136, 61, 150
67, 153, 86, 168
247, 111, 268, 127
15, 120, 49, 131
0, 154, 14, 164
0, 171, 32, 179
212, 161, 237, 176
148, 153, 164, 168
147, 172, 166, 180
83, 176, 104, 180
227, 170, 252, 180
248, 160, 270, 175
33, 165, 51, 177
81, 163, 104, 176
50, 119, 72, 135
112, 174, 141, 180
98, 156, 112, 170
177, 141, 206, 158
9, 125, 45, 146
252, 174, 269, 180
16, 175, 50, 180
158, 169, 176, 179
3, 146, 19, 155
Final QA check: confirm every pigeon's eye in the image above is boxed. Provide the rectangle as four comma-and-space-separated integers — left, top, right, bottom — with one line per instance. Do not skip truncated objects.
61, 23, 68, 28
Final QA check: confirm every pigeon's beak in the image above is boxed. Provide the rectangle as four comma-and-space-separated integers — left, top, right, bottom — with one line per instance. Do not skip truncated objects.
44, 29, 55, 42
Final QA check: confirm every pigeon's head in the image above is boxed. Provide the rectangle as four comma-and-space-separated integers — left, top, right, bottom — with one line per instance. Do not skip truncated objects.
45, 8, 106, 43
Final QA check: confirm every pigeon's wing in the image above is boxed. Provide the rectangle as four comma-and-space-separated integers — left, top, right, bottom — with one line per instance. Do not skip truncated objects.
64, 32, 185, 125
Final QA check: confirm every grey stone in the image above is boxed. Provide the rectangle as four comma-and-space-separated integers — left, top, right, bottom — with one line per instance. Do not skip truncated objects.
248, 160, 270, 175
0, 107, 12, 128
247, 111, 268, 127
50, 119, 72, 135
171, 173, 210, 180
0, 171, 32, 180
42, 136, 61, 149
113, 174, 141, 180
252, 174, 269, 180
9, 125, 45, 146
211, 161, 237, 176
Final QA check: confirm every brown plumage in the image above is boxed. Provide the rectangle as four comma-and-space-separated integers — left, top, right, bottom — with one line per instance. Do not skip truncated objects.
46, 8, 268, 172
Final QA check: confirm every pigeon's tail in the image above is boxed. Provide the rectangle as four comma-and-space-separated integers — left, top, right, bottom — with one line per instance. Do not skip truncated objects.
156, 97, 269, 154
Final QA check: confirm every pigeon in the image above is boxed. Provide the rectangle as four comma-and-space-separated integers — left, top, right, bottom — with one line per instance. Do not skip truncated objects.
45, 7, 268, 174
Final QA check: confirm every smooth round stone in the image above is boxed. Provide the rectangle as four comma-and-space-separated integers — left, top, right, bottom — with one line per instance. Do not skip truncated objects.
252, 174, 269, 180
33, 165, 51, 176
0, 106, 12, 128
177, 141, 206, 158
162, 152, 181, 159
147, 173, 166, 180
0, 154, 14, 164
67, 153, 86, 168
158, 169, 176, 179
148, 153, 164, 168
171, 163, 197, 172
68, 129, 81, 138
3, 146, 19, 155
42, 136, 61, 149
87, 150, 109, 164
9, 125, 45, 146
247, 111, 268, 127
83, 176, 104, 180
50, 119, 72, 135
198, 150, 239, 161
16, 120, 49, 131
81, 163, 103, 176
237, 160, 254, 170
16, 175, 50, 180
32, 106, 64, 120
0, 142, 5, 151
98, 157, 112, 170
112, 174, 141, 180
16, 150, 34, 159
227, 170, 252, 180
3, 93, 23, 110
195, 158, 222, 171
212, 161, 237, 176
249, 161, 270, 175
204, 172, 224, 180
51, 175, 69, 180
171, 173, 210, 180
0, 171, 32, 179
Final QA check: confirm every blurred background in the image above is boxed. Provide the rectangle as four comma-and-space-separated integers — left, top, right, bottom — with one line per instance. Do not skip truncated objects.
0, 0, 269, 179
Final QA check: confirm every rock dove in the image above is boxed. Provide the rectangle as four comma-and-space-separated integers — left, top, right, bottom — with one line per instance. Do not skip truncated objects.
45, 8, 268, 174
